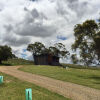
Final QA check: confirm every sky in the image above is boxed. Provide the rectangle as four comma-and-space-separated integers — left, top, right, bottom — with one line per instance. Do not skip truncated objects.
0, 0, 100, 63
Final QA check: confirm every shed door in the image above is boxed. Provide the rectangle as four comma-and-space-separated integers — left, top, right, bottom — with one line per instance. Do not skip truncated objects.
48, 55, 52, 64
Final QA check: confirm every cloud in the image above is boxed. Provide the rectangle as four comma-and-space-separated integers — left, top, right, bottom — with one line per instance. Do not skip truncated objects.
0, 0, 100, 62
2, 33, 31, 46
4, 8, 57, 37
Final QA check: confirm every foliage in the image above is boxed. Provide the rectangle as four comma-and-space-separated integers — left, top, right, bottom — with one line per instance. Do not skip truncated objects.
54, 43, 69, 58
0, 45, 15, 64
71, 54, 78, 64
48, 46, 59, 56
48, 43, 69, 58
93, 32, 100, 63
27, 42, 46, 55
27, 42, 69, 58
72, 20, 100, 65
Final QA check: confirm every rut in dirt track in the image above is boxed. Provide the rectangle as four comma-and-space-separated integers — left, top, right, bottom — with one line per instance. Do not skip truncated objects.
0, 66, 100, 100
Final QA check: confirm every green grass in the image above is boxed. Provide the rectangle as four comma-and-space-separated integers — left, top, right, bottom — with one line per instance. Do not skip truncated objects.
0, 72, 70, 100
19, 65, 100, 90
1, 58, 34, 66
63, 64, 100, 70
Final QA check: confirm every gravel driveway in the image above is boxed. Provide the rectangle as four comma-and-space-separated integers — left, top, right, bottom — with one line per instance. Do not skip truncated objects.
0, 66, 100, 100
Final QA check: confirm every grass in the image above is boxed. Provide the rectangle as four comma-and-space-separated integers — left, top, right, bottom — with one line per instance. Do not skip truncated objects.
19, 65, 100, 90
0, 72, 70, 100
63, 64, 100, 70
1, 58, 34, 66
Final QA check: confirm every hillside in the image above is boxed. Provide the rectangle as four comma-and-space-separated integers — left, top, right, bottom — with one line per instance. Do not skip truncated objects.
1, 58, 34, 66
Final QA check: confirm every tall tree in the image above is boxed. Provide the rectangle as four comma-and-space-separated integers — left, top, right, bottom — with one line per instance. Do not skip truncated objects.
72, 20, 100, 65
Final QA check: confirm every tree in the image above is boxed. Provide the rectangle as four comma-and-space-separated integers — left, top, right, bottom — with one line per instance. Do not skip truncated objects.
71, 54, 78, 64
54, 43, 69, 58
27, 42, 69, 59
27, 42, 46, 56
48, 46, 59, 56
47, 43, 69, 58
11, 54, 18, 59
93, 32, 100, 64
0, 45, 13, 64
72, 20, 100, 65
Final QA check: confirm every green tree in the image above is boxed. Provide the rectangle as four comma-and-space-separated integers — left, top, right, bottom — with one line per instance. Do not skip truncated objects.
27, 42, 46, 55
48, 43, 69, 58
72, 20, 100, 65
0, 45, 13, 64
48, 46, 59, 56
27, 42, 69, 59
93, 32, 100, 64
71, 54, 78, 64
54, 43, 69, 58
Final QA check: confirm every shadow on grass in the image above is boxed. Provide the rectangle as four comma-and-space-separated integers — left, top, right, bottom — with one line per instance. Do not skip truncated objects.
77, 75, 100, 81
71, 67, 100, 70
89, 76, 100, 81
77, 75, 88, 79
0, 83, 7, 88
94, 82, 100, 84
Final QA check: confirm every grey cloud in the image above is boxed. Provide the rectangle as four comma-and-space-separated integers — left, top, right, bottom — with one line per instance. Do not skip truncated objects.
4, 24, 13, 33
56, 0, 89, 21
3, 0, 98, 47
16, 23, 56, 37
31, 9, 39, 18
67, 0, 89, 17
28, 8, 48, 21
31, 0, 37, 2
0, 9, 2, 12
13, 49, 20, 55
3, 7, 57, 48
0, 2, 5, 12
3, 34, 30, 46
10, 8, 56, 37
67, 0, 78, 3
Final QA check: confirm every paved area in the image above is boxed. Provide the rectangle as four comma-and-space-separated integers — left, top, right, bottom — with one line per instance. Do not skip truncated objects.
0, 66, 100, 100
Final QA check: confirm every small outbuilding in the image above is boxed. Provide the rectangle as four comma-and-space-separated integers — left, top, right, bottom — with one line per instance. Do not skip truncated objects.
34, 54, 60, 66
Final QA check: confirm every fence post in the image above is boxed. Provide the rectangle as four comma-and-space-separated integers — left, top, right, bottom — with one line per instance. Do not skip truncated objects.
25, 88, 32, 100
0, 76, 3, 84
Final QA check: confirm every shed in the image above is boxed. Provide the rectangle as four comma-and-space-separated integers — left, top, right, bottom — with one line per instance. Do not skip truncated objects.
34, 54, 60, 66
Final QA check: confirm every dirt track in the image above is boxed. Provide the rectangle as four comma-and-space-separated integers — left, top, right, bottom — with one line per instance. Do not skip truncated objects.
0, 66, 100, 100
